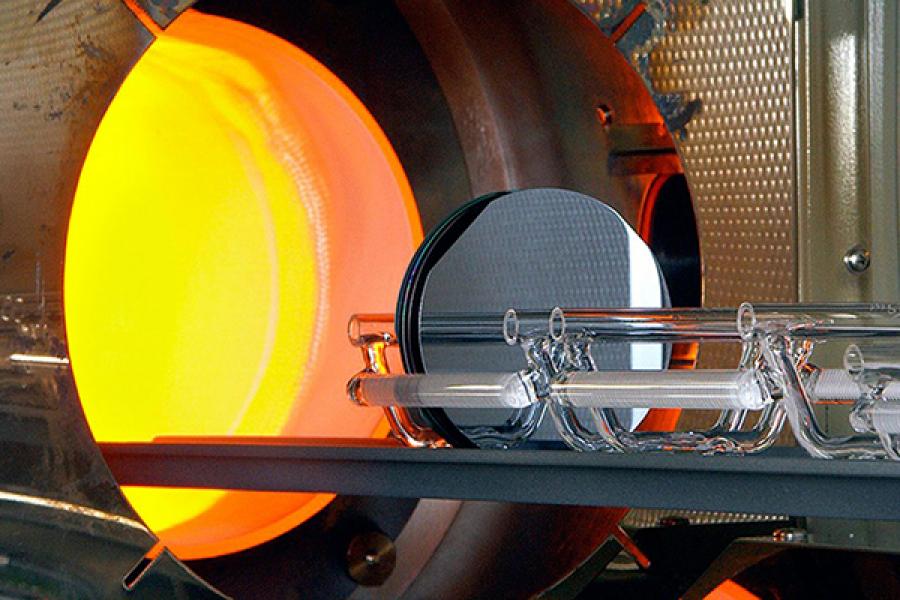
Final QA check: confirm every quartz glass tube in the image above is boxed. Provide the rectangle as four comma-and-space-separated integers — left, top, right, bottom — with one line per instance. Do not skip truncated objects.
347, 313, 396, 347
863, 404, 900, 435
350, 308, 900, 455
545, 400, 616, 451
843, 343, 900, 453
845, 342, 900, 384
569, 303, 784, 454
585, 399, 786, 455
554, 369, 767, 410
550, 303, 763, 453
765, 336, 885, 459
419, 304, 900, 343
349, 369, 769, 410
350, 372, 537, 409
347, 314, 445, 448
809, 367, 900, 403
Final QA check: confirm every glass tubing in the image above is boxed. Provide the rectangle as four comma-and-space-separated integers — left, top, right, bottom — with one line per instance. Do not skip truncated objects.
348, 303, 900, 457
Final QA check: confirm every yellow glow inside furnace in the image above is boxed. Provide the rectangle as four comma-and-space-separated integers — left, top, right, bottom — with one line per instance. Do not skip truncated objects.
65, 10, 420, 559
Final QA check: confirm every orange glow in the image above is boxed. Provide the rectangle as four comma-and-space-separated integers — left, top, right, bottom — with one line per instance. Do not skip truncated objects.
65, 11, 420, 559
704, 579, 761, 600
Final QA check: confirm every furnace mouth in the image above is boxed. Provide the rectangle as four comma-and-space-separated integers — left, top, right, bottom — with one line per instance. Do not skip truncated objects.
64, 9, 421, 560
64, 0, 695, 572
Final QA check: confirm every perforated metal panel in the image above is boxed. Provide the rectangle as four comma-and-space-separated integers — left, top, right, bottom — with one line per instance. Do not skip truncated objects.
573, 0, 797, 307
650, 1, 796, 306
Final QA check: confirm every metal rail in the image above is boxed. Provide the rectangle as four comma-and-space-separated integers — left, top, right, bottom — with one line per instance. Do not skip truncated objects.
101, 440, 900, 521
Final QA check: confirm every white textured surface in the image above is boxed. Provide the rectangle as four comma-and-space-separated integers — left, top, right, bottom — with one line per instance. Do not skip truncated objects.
814, 369, 900, 401
360, 373, 535, 408
557, 369, 766, 409
872, 404, 900, 434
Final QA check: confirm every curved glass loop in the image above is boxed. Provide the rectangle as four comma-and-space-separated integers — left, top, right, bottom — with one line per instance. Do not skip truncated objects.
435, 311, 549, 449
348, 302, 900, 458
544, 304, 782, 455
347, 315, 446, 448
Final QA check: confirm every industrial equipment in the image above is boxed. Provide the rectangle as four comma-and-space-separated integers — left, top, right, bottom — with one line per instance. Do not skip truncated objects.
1, 0, 899, 597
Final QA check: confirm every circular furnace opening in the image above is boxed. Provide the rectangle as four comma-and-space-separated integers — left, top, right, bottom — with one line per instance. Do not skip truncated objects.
64, 10, 421, 560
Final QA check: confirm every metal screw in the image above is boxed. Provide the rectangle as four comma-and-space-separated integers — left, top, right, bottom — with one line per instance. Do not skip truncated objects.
843, 245, 871, 274
596, 104, 614, 126
346, 531, 396, 587
772, 527, 809, 543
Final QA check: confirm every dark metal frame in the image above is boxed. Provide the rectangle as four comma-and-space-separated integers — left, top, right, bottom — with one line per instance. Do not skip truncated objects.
102, 441, 900, 521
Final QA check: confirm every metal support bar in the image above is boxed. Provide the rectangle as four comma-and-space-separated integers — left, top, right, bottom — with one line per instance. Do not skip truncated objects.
101, 441, 900, 521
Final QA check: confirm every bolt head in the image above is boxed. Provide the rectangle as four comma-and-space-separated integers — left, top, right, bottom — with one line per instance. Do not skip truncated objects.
844, 245, 871, 274
346, 531, 396, 587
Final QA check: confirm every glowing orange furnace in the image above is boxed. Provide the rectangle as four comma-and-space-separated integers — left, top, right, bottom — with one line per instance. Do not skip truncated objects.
65, 10, 422, 560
